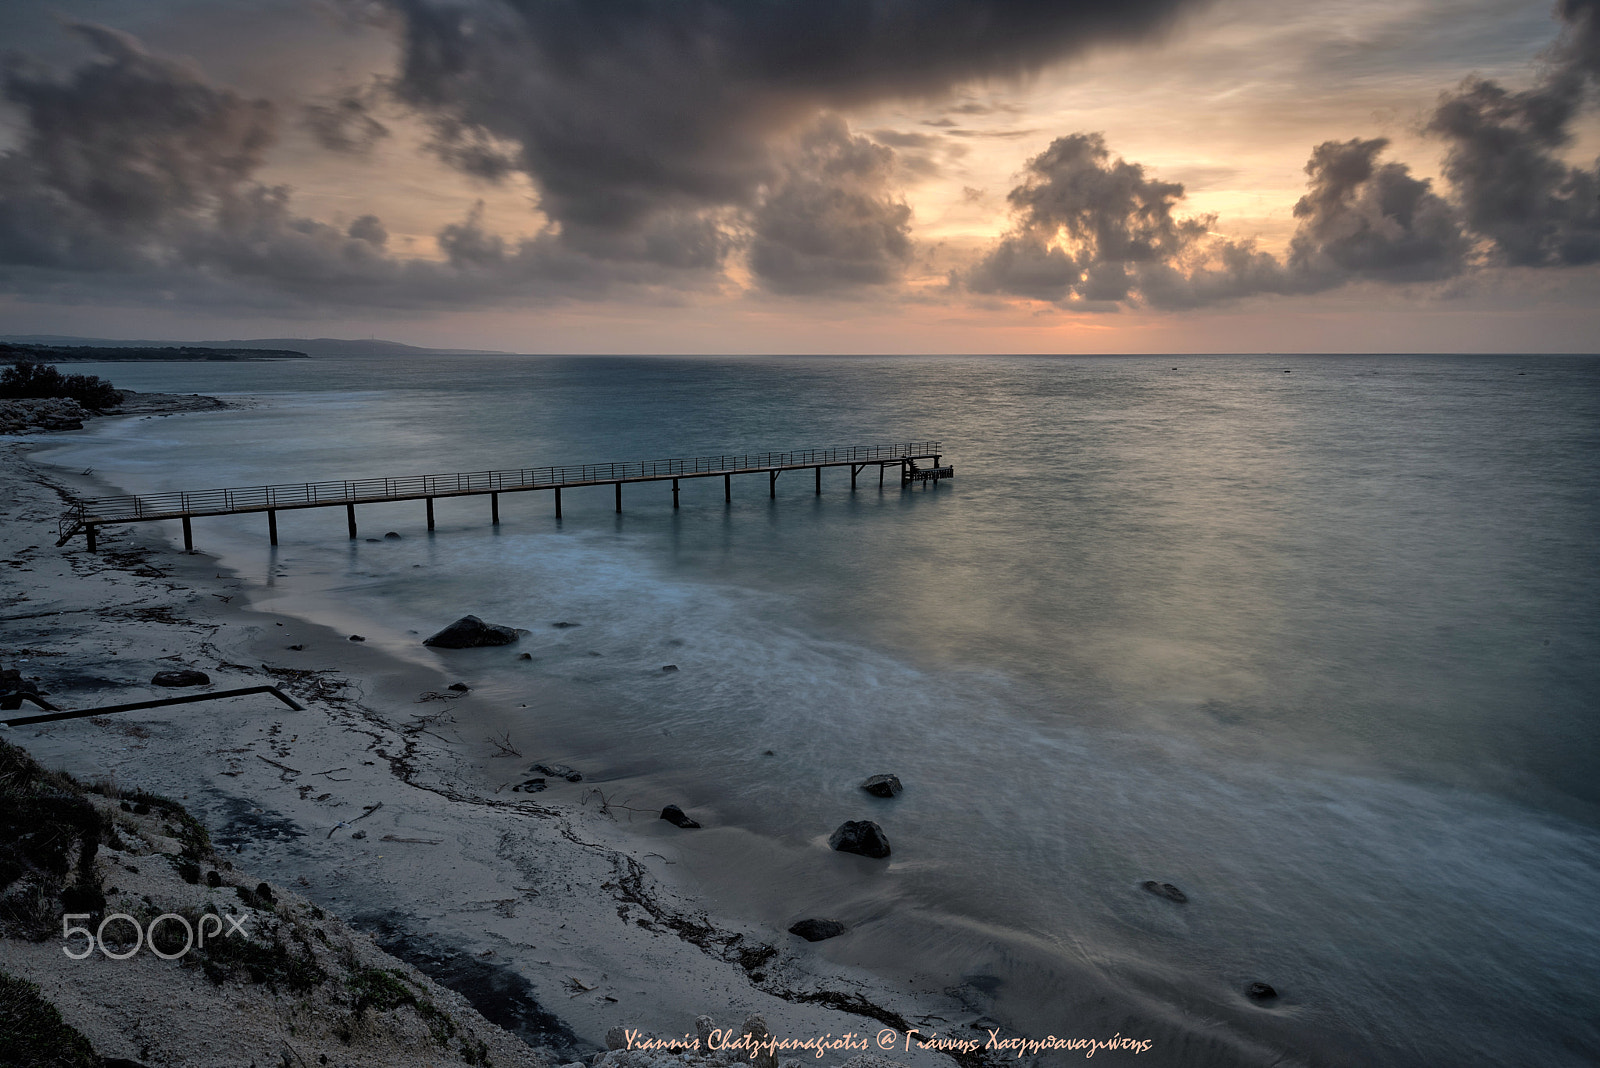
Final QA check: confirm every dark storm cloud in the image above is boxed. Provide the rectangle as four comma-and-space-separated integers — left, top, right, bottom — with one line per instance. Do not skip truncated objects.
962, 133, 1468, 308
380, 0, 1203, 235
1287, 138, 1468, 282
301, 82, 391, 154
748, 116, 914, 294
1421, 1, 1600, 266
1, 23, 276, 230
0, 23, 724, 310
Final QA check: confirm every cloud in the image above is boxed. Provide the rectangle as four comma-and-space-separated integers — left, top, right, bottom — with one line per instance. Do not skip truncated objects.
1, 23, 276, 232
1287, 138, 1468, 282
301, 82, 391, 154
380, 0, 1203, 241
1421, 0, 1600, 267
962, 132, 1468, 308
748, 116, 914, 294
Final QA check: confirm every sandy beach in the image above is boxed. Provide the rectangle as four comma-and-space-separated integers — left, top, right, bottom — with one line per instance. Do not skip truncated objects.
0, 405, 975, 1068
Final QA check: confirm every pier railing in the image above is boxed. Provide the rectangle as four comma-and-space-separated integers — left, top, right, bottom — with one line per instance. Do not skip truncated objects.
59, 441, 941, 532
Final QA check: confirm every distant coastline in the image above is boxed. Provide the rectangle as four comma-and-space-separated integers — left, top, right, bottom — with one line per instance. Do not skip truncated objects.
1, 341, 309, 362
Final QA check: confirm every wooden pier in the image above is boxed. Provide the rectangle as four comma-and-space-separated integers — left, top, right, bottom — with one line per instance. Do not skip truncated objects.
56, 441, 952, 552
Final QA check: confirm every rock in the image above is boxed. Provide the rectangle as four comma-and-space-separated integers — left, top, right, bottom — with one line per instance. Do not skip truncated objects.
423, 615, 520, 648
695, 1016, 715, 1054
151, 669, 209, 687
605, 1026, 630, 1051
532, 763, 583, 782
551, 621, 581, 628
205, 870, 222, 888
860, 773, 902, 798
254, 881, 275, 904
660, 804, 700, 828
365, 538, 380, 543
661, 664, 679, 672
829, 820, 890, 859
351, 830, 367, 839
447, 682, 471, 692
1142, 880, 1188, 904
384, 531, 402, 540
788, 918, 847, 941
511, 779, 547, 793
742, 1015, 776, 1068
518, 652, 533, 660
1246, 981, 1278, 1002
348, 634, 366, 642
288, 644, 304, 651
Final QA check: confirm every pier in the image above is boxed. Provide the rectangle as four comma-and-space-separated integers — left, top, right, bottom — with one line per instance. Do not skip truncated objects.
56, 442, 952, 552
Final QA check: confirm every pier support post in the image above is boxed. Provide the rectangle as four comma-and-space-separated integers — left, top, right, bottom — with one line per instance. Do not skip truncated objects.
491, 492, 500, 525
770, 470, 780, 499
347, 503, 357, 540
815, 466, 821, 495
880, 464, 884, 488
426, 498, 434, 531
672, 478, 680, 509
554, 487, 562, 519
85, 524, 97, 553
182, 516, 193, 553
724, 473, 731, 502
268, 510, 278, 546
615, 482, 622, 513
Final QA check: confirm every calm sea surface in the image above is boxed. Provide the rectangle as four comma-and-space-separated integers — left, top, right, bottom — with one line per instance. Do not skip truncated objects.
33, 354, 1600, 1066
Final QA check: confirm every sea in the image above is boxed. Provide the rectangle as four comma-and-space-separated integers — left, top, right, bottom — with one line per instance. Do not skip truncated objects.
28, 353, 1600, 1066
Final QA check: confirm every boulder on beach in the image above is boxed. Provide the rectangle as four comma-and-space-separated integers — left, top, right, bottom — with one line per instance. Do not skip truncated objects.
860, 773, 902, 798
660, 804, 700, 828
1142, 880, 1188, 904
151, 669, 209, 687
1246, 981, 1278, 1002
788, 918, 847, 942
829, 820, 890, 858
383, 531, 402, 540
423, 615, 520, 648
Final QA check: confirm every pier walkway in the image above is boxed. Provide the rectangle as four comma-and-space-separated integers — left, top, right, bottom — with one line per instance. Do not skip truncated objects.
57, 441, 951, 552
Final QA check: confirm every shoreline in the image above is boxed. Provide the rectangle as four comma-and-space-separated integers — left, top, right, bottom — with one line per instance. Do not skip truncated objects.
0, 419, 979, 1067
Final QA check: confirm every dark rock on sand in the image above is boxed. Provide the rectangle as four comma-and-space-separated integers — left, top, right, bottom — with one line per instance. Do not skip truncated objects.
551, 621, 581, 629
424, 615, 520, 648
532, 763, 582, 782
447, 682, 471, 692
661, 804, 701, 828
151, 669, 209, 687
511, 779, 546, 793
206, 870, 222, 888
288, 644, 304, 651
829, 820, 890, 858
518, 652, 533, 660
788, 918, 847, 942
860, 773, 902, 798
349, 634, 366, 642
662, 664, 679, 672
1142, 880, 1188, 904
1246, 982, 1278, 1002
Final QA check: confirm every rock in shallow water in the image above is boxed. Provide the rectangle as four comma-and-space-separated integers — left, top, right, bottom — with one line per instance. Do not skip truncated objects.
151, 669, 209, 687
531, 762, 582, 782
1142, 880, 1188, 903
860, 773, 902, 797
423, 615, 520, 648
1246, 981, 1278, 1002
788, 918, 847, 941
660, 804, 700, 828
829, 820, 890, 858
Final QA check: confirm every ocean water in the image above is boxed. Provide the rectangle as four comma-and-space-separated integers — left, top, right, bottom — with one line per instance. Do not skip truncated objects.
31, 353, 1600, 1066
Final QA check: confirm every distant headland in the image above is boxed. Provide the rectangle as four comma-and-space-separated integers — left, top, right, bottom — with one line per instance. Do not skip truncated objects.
0, 335, 512, 358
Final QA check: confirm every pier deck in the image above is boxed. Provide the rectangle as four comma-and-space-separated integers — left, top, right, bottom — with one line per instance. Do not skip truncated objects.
57, 441, 951, 551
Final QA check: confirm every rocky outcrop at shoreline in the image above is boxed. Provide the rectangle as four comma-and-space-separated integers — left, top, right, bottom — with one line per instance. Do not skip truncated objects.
0, 390, 230, 434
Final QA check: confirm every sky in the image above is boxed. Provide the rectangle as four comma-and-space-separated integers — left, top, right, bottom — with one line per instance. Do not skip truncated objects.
0, 0, 1597, 354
